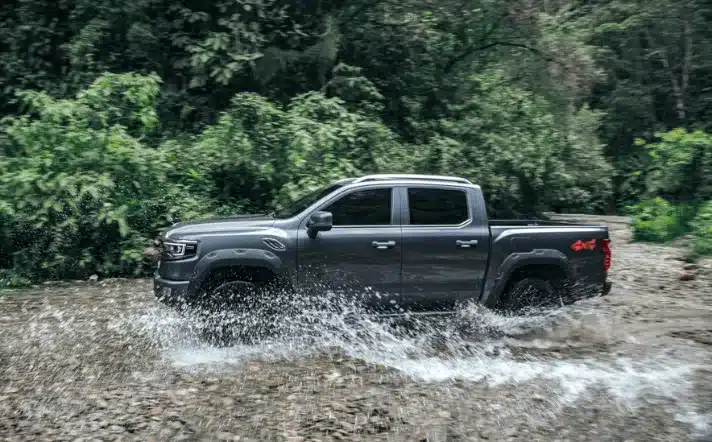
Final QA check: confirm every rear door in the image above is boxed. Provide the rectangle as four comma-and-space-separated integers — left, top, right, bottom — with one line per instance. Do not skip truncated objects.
297, 185, 403, 311
399, 185, 490, 311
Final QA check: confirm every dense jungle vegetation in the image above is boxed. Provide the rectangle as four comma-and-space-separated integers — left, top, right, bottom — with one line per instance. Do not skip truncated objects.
0, 0, 711, 284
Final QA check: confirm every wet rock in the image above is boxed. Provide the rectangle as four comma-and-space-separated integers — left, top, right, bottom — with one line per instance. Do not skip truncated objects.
338, 420, 356, 432
143, 247, 161, 263
505, 428, 519, 437
330, 401, 347, 412
331, 430, 348, 439
679, 271, 696, 281
682, 263, 698, 271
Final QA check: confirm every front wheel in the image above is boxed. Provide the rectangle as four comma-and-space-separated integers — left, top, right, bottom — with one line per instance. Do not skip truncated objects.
205, 280, 261, 312
195, 279, 279, 345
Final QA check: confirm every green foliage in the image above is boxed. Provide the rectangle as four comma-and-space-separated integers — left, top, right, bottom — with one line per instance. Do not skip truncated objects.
640, 128, 712, 203
577, 0, 712, 210
403, 69, 613, 217
174, 90, 402, 211
0, 73, 198, 280
630, 197, 698, 243
690, 201, 712, 259
0, 73, 407, 280
0, 270, 32, 289
4, 0, 712, 280
627, 128, 712, 250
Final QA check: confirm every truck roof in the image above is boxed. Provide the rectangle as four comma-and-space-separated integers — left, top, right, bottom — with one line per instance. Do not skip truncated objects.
340, 174, 480, 188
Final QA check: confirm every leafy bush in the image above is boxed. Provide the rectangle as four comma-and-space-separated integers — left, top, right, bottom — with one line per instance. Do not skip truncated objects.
169, 90, 404, 211
690, 201, 712, 259
402, 70, 614, 217
640, 128, 712, 203
0, 269, 32, 288
0, 70, 620, 283
0, 74, 407, 282
0, 73, 208, 281
630, 197, 698, 243
627, 128, 712, 249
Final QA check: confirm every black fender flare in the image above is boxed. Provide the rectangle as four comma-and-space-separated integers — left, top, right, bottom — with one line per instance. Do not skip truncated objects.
481, 249, 572, 308
187, 248, 288, 295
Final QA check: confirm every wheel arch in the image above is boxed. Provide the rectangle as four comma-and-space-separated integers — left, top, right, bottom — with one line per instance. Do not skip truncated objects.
481, 249, 572, 308
189, 248, 290, 295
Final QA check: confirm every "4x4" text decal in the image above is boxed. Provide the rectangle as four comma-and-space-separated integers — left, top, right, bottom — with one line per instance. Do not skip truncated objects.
571, 238, 596, 252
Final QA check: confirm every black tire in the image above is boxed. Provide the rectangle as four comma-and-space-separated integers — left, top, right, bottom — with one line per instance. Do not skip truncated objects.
194, 278, 279, 345
496, 276, 563, 314
203, 279, 261, 312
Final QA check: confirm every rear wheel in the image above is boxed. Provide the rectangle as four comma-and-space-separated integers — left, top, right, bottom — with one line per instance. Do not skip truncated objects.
496, 276, 564, 314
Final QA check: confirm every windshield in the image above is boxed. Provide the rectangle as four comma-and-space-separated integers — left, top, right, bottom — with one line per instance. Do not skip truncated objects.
272, 183, 344, 219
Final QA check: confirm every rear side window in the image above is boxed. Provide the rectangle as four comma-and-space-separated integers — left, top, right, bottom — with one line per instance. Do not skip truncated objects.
323, 188, 392, 226
407, 188, 468, 225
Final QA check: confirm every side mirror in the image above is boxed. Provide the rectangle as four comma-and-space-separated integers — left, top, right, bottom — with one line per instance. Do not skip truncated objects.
307, 211, 333, 238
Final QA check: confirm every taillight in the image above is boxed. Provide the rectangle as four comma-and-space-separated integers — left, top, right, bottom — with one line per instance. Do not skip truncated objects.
601, 238, 611, 271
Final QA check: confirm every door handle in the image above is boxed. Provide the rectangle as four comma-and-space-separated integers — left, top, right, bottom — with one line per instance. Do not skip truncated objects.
456, 239, 479, 248
372, 240, 396, 249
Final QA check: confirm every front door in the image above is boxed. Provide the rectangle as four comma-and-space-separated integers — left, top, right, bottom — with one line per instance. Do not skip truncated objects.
400, 186, 490, 311
297, 186, 403, 312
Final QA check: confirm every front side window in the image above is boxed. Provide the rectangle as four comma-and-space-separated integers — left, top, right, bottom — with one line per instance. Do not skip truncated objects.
323, 188, 392, 226
408, 188, 468, 225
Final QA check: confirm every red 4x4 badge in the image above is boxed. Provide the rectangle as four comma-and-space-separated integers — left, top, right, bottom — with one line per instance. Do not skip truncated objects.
571, 238, 596, 252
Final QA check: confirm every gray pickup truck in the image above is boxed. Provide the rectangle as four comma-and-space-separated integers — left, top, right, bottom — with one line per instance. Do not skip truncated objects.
153, 174, 612, 317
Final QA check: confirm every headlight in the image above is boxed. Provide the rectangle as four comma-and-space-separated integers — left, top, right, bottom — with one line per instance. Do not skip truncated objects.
161, 240, 198, 260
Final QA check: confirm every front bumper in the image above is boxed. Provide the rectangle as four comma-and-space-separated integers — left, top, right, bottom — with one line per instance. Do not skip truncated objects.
153, 271, 192, 307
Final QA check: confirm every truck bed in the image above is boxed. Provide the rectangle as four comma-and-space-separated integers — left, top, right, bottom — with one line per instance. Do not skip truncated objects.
488, 219, 605, 227
480, 218, 611, 307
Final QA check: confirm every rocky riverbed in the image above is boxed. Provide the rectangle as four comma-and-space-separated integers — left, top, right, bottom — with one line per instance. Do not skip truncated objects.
1, 216, 712, 441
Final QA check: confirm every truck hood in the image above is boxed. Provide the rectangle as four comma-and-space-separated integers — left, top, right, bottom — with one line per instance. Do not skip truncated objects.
164, 214, 276, 239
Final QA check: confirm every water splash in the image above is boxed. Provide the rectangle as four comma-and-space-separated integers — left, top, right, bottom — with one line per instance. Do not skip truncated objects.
3, 287, 710, 438
115, 294, 704, 409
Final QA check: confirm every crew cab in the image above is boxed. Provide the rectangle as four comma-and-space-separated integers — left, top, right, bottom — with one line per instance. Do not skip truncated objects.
153, 174, 612, 316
